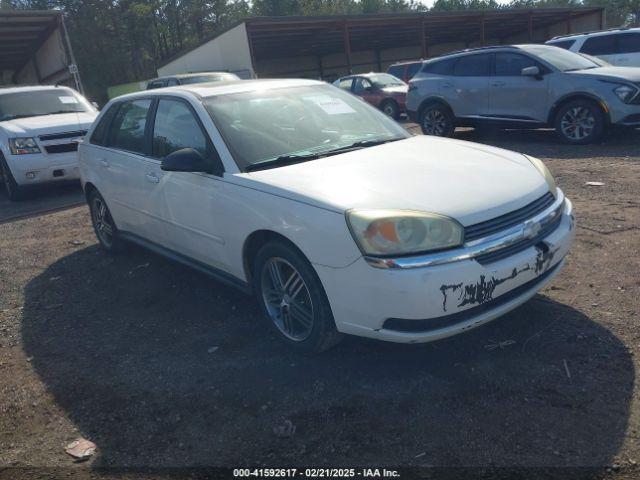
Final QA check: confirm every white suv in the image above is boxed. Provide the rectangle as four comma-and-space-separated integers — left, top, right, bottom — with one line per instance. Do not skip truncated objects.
546, 28, 640, 67
0, 86, 98, 200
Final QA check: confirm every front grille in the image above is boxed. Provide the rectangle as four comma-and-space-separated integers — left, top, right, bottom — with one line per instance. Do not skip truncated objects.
464, 192, 555, 242
474, 213, 562, 265
45, 143, 79, 154
383, 261, 561, 333
39, 130, 87, 141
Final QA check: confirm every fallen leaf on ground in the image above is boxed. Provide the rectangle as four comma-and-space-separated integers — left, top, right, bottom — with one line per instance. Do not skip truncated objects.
65, 438, 96, 460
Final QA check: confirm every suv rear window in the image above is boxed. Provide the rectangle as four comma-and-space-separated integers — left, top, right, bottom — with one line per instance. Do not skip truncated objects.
581, 34, 617, 55
387, 65, 404, 79
547, 39, 576, 50
453, 54, 492, 76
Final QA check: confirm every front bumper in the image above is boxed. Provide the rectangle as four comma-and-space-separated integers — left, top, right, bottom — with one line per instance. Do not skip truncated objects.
6, 151, 80, 186
314, 195, 575, 343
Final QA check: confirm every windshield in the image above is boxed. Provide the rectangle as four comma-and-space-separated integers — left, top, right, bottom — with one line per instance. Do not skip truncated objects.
522, 45, 600, 72
369, 74, 406, 87
0, 89, 89, 122
204, 84, 409, 170
180, 73, 239, 85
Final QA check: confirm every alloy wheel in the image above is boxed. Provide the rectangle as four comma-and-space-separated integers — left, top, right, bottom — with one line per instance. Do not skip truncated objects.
560, 106, 596, 142
91, 196, 115, 248
261, 257, 314, 341
383, 103, 396, 117
423, 109, 448, 136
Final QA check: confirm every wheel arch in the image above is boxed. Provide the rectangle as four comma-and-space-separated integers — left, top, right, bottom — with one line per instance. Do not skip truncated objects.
83, 181, 98, 201
242, 229, 310, 287
548, 93, 611, 126
417, 96, 454, 118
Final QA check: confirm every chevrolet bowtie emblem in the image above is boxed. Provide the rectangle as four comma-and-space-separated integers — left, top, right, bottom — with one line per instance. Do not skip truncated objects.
523, 219, 542, 239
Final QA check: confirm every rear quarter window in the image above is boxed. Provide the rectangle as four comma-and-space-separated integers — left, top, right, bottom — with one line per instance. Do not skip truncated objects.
406, 63, 422, 79
617, 33, 640, 54
90, 104, 119, 146
452, 54, 492, 76
422, 58, 455, 75
547, 39, 576, 50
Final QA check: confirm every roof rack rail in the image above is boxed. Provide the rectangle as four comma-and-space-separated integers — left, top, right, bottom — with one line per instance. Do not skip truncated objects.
436, 45, 519, 57
550, 26, 633, 40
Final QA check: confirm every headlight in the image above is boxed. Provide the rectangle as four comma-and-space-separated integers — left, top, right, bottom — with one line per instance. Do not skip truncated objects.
9, 137, 40, 155
525, 155, 557, 197
347, 209, 464, 256
614, 84, 637, 104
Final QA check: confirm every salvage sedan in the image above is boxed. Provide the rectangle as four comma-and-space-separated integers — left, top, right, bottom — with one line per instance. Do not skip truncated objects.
79, 79, 575, 353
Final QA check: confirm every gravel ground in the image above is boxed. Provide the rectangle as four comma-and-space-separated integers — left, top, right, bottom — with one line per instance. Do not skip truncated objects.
0, 127, 639, 479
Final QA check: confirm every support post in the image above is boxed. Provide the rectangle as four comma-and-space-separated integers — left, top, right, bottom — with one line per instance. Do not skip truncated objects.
420, 20, 427, 59
317, 55, 324, 80
599, 9, 604, 29
480, 14, 486, 46
375, 49, 382, 72
343, 21, 352, 74
528, 12, 533, 42
566, 13, 572, 34
246, 24, 257, 78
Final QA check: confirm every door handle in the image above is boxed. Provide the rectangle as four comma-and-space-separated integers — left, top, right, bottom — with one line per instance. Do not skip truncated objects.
442, 82, 453, 88
491, 81, 506, 87
99, 159, 109, 168
145, 172, 160, 184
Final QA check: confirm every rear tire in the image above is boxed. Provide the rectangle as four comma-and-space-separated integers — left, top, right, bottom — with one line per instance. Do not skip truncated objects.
0, 153, 25, 201
419, 103, 455, 137
253, 240, 342, 354
88, 189, 125, 252
380, 99, 400, 120
554, 99, 605, 145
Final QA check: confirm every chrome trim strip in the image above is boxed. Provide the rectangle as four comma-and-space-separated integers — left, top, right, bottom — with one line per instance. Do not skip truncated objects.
365, 190, 568, 270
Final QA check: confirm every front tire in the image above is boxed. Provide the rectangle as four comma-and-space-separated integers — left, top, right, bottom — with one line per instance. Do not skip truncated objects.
0, 154, 25, 201
554, 99, 605, 145
254, 240, 342, 353
88, 190, 125, 252
420, 103, 455, 137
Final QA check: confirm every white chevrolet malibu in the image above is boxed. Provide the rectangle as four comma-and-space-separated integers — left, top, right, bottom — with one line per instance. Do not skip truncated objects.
79, 79, 575, 353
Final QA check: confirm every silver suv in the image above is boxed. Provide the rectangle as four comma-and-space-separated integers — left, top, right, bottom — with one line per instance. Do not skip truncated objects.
406, 44, 640, 144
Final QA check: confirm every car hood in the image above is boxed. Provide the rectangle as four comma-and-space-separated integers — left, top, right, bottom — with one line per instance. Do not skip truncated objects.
235, 135, 550, 227
0, 112, 97, 136
381, 85, 408, 94
567, 66, 640, 83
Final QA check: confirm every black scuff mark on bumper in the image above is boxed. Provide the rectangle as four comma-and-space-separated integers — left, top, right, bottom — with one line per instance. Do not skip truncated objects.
534, 242, 560, 274
440, 265, 533, 312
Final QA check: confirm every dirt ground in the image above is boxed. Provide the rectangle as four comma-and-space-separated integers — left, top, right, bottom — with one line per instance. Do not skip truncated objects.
0, 127, 639, 479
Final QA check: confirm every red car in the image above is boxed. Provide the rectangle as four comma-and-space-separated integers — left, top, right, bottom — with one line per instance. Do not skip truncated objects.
333, 73, 407, 120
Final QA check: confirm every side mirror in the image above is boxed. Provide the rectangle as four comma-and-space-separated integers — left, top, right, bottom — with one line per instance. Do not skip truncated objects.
521, 66, 541, 77
161, 148, 217, 174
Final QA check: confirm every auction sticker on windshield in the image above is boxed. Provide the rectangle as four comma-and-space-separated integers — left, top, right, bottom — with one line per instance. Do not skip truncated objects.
305, 95, 356, 115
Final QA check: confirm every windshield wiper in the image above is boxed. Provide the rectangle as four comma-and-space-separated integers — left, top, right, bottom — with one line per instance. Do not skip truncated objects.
245, 152, 323, 172
321, 137, 404, 155
244, 137, 404, 172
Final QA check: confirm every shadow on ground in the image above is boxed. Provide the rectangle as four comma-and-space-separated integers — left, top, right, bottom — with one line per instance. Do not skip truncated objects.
0, 181, 84, 223
21, 244, 634, 469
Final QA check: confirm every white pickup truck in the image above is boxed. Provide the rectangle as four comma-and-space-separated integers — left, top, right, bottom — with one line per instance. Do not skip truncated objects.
0, 86, 98, 200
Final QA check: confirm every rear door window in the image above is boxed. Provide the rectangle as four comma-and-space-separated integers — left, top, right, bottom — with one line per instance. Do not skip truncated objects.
581, 34, 617, 55
617, 33, 640, 54
453, 54, 492, 76
107, 99, 152, 155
